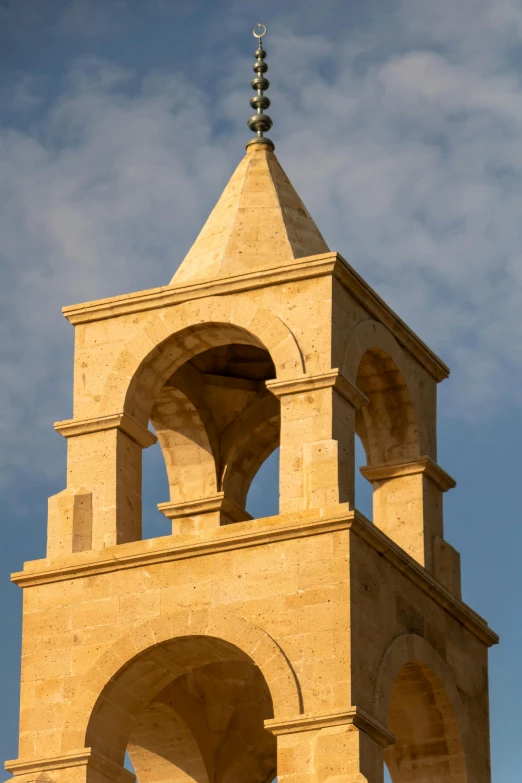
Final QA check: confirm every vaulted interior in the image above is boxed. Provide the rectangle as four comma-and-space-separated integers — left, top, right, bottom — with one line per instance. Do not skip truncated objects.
151, 342, 280, 530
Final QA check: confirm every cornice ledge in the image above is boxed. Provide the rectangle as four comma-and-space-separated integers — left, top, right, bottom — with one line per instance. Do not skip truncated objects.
60, 251, 448, 385
332, 253, 449, 382
62, 253, 337, 325
11, 508, 353, 587
54, 412, 157, 449
266, 369, 369, 410
264, 706, 395, 747
5, 749, 135, 782
360, 456, 456, 492
350, 514, 499, 647
10, 507, 498, 647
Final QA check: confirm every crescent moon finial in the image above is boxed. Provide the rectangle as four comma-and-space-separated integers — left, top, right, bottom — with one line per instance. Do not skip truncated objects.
253, 23, 267, 39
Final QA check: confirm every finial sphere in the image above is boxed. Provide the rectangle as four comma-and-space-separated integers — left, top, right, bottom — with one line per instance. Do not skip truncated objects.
248, 114, 273, 134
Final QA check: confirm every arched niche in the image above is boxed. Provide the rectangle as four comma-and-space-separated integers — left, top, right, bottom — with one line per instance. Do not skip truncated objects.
375, 635, 470, 783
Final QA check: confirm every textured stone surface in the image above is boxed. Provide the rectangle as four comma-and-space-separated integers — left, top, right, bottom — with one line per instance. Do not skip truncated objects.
171, 144, 329, 285
5, 144, 496, 783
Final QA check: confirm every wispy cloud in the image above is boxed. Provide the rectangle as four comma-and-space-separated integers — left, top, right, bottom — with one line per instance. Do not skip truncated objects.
0, 58, 229, 492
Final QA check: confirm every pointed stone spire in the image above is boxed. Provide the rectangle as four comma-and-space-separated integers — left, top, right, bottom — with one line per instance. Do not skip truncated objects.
170, 25, 329, 286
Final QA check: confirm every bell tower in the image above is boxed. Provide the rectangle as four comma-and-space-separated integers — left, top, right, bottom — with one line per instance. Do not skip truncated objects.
6, 25, 497, 783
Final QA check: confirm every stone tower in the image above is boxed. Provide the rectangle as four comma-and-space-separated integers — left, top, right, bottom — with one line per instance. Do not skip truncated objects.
5, 28, 497, 783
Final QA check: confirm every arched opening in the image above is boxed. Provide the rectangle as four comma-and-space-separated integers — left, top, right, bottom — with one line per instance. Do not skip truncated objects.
384, 660, 467, 782
353, 347, 430, 560
125, 323, 276, 427
126, 323, 281, 537
86, 635, 277, 783
355, 347, 419, 467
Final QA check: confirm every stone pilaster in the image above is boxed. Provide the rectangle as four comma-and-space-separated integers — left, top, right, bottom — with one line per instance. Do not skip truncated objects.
54, 413, 156, 551
360, 457, 456, 574
267, 371, 368, 513
266, 708, 393, 783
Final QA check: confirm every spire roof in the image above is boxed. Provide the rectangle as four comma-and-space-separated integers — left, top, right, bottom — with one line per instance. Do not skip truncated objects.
171, 141, 329, 285
169, 24, 329, 286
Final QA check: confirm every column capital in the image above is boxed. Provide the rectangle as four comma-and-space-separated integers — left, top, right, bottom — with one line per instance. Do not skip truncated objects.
360, 456, 456, 492
54, 412, 157, 449
266, 369, 368, 409
264, 706, 395, 747
158, 493, 252, 523
4, 748, 135, 783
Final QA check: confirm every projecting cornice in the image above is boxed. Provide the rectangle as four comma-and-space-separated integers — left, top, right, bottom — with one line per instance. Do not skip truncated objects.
11, 507, 497, 647
62, 252, 449, 382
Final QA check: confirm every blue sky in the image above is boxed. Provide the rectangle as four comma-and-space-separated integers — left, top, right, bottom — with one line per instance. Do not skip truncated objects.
1, 0, 521, 779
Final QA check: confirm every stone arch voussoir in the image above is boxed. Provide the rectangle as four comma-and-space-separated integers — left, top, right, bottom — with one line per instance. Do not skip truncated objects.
343, 319, 421, 464
374, 633, 471, 778
342, 319, 412, 386
98, 296, 304, 419
61, 608, 301, 754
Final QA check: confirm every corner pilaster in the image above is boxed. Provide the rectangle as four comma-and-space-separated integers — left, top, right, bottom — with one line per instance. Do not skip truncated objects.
360, 456, 456, 575
267, 370, 368, 513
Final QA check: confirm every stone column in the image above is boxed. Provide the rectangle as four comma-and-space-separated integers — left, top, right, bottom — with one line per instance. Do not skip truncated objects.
267, 371, 368, 514
53, 413, 157, 552
360, 457, 460, 585
265, 708, 393, 783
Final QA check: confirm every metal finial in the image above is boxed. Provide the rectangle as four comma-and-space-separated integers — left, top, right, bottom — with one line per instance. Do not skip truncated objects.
247, 23, 274, 151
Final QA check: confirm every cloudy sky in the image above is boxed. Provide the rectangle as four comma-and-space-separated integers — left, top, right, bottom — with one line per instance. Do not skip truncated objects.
1, 0, 521, 778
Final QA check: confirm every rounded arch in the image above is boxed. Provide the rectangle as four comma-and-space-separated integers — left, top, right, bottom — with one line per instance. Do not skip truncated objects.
98, 297, 304, 424
342, 320, 413, 386
61, 608, 302, 759
343, 320, 420, 465
374, 634, 470, 782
